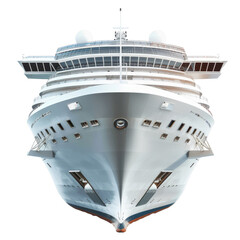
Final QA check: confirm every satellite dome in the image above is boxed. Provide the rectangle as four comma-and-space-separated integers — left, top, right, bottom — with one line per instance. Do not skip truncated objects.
149, 30, 166, 43
75, 30, 93, 44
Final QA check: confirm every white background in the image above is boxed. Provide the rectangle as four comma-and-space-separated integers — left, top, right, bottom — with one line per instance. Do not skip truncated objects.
1, 0, 239, 239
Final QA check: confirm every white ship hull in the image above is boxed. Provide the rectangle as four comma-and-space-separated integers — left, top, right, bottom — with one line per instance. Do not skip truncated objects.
28, 83, 213, 231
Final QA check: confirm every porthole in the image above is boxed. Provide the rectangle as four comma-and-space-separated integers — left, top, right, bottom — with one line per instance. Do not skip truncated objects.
114, 118, 128, 130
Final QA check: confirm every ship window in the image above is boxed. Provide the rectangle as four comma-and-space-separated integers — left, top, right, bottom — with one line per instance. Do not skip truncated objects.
37, 63, 44, 71
142, 120, 152, 126
214, 62, 223, 71
188, 63, 194, 71
174, 62, 182, 69
52, 63, 61, 71
130, 57, 138, 66
73, 59, 80, 68
178, 123, 185, 131
104, 57, 111, 66
147, 58, 154, 67
43, 63, 51, 71
153, 121, 161, 128
168, 120, 175, 128
66, 60, 73, 68
38, 133, 41, 139
154, 58, 162, 67
174, 136, 180, 142
40, 131, 45, 137
87, 58, 95, 67
30, 63, 37, 71
90, 120, 99, 126
45, 129, 50, 135
62, 136, 68, 142
185, 139, 190, 143
180, 62, 190, 71
160, 133, 168, 139
122, 56, 130, 66
168, 61, 175, 69
60, 62, 67, 69
186, 126, 192, 133
192, 128, 197, 135
195, 62, 201, 71
207, 62, 215, 71
67, 120, 74, 128
57, 123, 64, 131
80, 59, 87, 68
81, 122, 89, 128
50, 126, 56, 133
201, 63, 208, 71
197, 131, 202, 137
96, 57, 103, 66
112, 56, 119, 66
139, 57, 147, 66
92, 47, 100, 54
22, 62, 31, 72
74, 133, 81, 139
162, 60, 169, 68
200, 133, 204, 139
52, 139, 57, 144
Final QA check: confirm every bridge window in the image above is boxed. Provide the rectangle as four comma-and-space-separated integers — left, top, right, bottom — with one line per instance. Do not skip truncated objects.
195, 62, 201, 71
44, 62, 51, 71
30, 63, 37, 71
139, 57, 147, 66
73, 59, 80, 68
207, 62, 215, 71
52, 62, 61, 71
37, 63, 44, 71
87, 58, 95, 67
66, 60, 73, 68
104, 57, 111, 66
154, 58, 162, 67
112, 56, 119, 66
22, 62, 31, 72
162, 60, 169, 68
201, 62, 208, 71
80, 58, 87, 68
147, 58, 154, 67
214, 62, 223, 71
96, 57, 103, 66
60, 62, 67, 69
130, 57, 138, 66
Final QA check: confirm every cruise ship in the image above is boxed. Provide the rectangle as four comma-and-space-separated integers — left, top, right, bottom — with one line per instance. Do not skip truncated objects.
19, 28, 226, 232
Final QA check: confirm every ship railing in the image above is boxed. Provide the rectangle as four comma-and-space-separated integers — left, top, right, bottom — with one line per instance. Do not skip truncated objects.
31, 134, 51, 151
193, 135, 211, 151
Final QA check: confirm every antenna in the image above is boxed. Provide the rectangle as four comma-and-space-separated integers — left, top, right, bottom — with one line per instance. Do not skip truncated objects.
114, 8, 128, 83
119, 8, 122, 82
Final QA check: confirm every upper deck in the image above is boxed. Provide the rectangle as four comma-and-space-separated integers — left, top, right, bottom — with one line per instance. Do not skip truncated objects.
19, 40, 226, 80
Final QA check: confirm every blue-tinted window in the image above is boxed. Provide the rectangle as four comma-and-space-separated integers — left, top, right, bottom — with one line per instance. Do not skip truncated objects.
174, 62, 182, 69
96, 57, 103, 66
112, 56, 119, 66
180, 62, 190, 71
104, 57, 111, 66
66, 61, 73, 68
168, 61, 175, 69
147, 58, 154, 67
130, 57, 138, 66
80, 59, 87, 67
162, 60, 169, 68
87, 58, 95, 67
139, 57, 147, 66
154, 59, 162, 67
73, 59, 80, 68
60, 62, 67, 69
122, 56, 130, 66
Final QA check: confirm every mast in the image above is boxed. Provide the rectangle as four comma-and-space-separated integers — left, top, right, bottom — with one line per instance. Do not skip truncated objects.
119, 8, 122, 82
